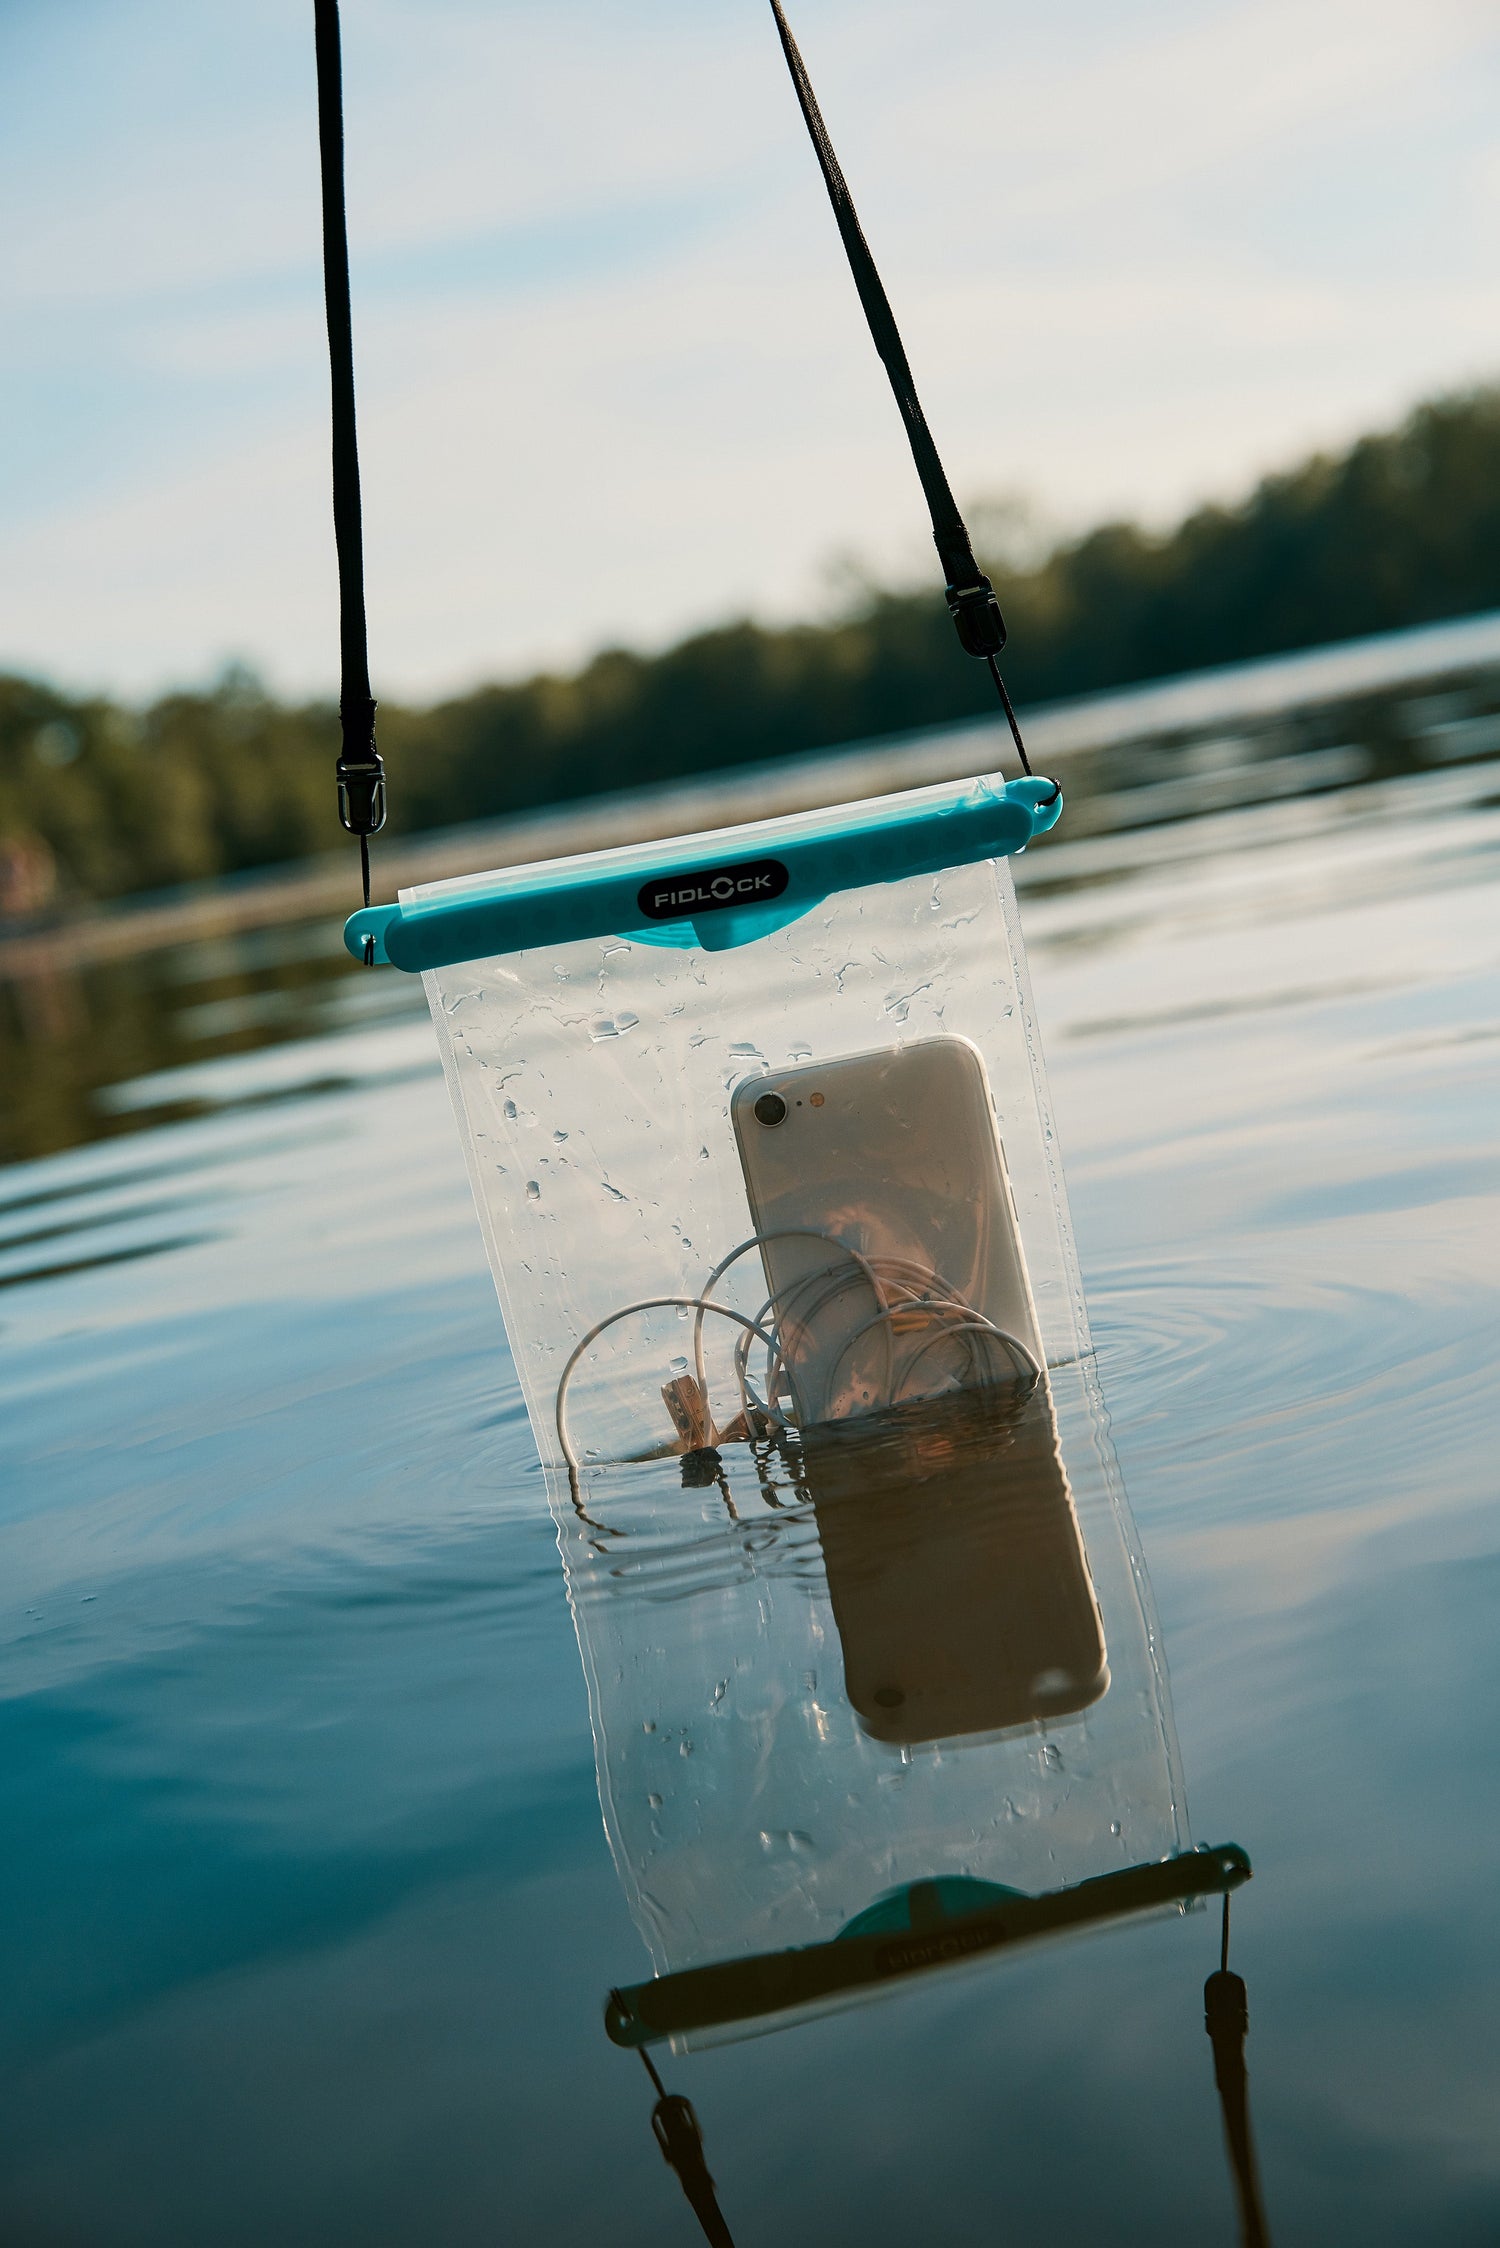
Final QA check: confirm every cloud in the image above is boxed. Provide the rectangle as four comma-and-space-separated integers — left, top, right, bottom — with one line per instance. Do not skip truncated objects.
2, 0, 1499, 696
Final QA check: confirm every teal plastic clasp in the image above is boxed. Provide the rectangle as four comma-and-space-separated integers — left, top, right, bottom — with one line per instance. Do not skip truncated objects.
346, 773, 1063, 972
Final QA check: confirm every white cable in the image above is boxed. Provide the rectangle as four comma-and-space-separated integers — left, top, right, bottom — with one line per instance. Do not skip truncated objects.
555, 1234, 1040, 1467
555, 1297, 787, 1474
897, 1318, 1039, 1395
690, 1231, 886, 1397
822, 1295, 981, 1412
754, 1262, 899, 1426
733, 1264, 885, 1436
822, 1297, 1037, 1417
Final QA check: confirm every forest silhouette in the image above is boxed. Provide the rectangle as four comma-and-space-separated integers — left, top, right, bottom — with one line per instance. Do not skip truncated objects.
5, 384, 1500, 911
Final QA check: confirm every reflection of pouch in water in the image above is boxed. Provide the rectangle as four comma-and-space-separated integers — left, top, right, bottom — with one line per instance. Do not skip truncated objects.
804, 1385, 1108, 1746
556, 1354, 1189, 2027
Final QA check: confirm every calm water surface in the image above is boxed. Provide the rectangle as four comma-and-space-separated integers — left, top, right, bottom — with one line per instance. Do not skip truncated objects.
3, 739, 1499, 2243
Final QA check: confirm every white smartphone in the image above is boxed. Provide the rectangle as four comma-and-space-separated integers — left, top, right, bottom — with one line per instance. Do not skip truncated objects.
730, 1036, 1041, 1426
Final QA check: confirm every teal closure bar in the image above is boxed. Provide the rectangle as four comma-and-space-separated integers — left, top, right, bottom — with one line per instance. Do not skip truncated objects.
604, 1843, 1251, 2048
345, 772, 1062, 971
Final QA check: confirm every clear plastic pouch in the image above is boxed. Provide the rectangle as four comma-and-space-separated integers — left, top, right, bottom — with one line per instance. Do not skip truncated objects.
402, 775, 1081, 1460
350, 769, 1202, 2042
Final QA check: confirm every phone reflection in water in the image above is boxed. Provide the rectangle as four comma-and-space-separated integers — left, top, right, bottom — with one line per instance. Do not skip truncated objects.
556, 1374, 1267, 2244
804, 1384, 1108, 1746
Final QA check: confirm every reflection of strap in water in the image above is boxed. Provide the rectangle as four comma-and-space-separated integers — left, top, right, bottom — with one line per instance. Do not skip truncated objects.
616, 1853, 1269, 2245
608, 1844, 1250, 2048
1206, 1894, 1273, 2248
637, 2047, 738, 2248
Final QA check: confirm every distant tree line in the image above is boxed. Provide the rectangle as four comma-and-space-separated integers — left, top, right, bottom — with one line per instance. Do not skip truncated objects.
6, 384, 1500, 909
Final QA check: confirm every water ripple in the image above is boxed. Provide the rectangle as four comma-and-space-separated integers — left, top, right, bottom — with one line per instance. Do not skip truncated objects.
1088, 1255, 1494, 1527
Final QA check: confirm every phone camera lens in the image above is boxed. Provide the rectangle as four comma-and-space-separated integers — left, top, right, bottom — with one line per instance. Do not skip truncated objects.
753, 1091, 788, 1129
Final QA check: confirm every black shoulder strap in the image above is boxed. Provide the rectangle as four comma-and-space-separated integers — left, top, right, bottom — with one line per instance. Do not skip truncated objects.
312, 0, 1033, 874
313, 0, 386, 913
767, 2, 1030, 773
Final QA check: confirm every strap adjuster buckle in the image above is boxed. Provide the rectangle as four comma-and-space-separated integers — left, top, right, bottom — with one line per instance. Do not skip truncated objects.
337, 755, 387, 837
945, 575, 1007, 660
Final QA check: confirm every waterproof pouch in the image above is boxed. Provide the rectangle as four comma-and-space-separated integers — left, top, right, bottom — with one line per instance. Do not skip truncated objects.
348, 768, 1207, 2045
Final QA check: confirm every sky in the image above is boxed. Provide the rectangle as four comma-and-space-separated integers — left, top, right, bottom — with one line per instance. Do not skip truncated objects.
2, 0, 1500, 703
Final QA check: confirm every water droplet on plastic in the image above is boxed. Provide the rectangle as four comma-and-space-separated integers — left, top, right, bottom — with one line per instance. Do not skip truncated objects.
503, 1099, 518, 1120
712, 1680, 727, 1706
525, 1180, 540, 1202
679, 1738, 694, 1758
1110, 1821, 1122, 1837
1040, 1742, 1063, 1771
642, 1721, 656, 1734
671, 1356, 689, 1375
648, 1793, 663, 1810
553, 1129, 568, 1143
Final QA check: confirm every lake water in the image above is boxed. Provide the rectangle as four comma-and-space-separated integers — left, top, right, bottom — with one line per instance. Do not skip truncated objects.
3, 662, 1500, 2244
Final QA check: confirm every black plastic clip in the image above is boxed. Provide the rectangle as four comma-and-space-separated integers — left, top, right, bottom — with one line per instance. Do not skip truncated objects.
338, 765, 387, 839
335, 695, 386, 838
945, 574, 1007, 661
